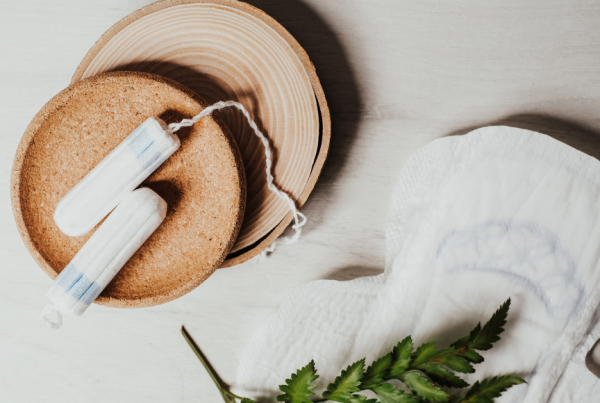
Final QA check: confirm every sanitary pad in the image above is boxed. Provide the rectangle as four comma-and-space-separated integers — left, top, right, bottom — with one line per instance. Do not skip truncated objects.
235, 126, 600, 402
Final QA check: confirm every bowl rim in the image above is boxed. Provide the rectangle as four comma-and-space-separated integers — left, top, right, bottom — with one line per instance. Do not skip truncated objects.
10, 71, 248, 308
71, 0, 331, 268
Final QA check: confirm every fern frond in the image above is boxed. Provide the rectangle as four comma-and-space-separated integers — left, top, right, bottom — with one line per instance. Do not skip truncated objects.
276, 360, 319, 403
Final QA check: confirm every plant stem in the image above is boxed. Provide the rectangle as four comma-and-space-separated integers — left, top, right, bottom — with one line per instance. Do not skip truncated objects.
224, 390, 245, 400
181, 326, 244, 402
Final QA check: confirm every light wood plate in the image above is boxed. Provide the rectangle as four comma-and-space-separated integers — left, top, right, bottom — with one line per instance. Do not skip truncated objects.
72, 0, 331, 265
11, 71, 246, 307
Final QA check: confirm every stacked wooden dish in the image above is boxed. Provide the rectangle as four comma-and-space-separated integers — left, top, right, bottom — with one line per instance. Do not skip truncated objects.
11, 0, 330, 307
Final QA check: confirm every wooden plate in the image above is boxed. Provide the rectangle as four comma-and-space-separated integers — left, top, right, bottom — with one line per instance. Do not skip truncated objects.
72, 0, 331, 265
11, 71, 246, 308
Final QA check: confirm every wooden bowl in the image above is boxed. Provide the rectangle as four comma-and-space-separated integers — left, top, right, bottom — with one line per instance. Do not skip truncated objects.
72, 0, 331, 265
11, 71, 246, 308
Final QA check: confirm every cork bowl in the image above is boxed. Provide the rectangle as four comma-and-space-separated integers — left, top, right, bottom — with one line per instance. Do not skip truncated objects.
10, 71, 246, 308
72, 0, 331, 266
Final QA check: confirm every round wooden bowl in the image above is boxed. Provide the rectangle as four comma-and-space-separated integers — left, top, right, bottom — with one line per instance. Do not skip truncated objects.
72, 0, 331, 266
11, 71, 246, 308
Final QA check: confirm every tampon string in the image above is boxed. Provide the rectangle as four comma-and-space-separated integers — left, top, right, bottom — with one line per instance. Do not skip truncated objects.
167, 101, 307, 256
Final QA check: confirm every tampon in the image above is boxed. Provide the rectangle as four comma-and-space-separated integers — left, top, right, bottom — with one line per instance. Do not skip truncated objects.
44, 188, 167, 323
54, 117, 179, 236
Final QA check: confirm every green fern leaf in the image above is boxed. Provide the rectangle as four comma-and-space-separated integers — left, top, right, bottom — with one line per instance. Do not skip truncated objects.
400, 370, 451, 402
410, 341, 439, 367
471, 299, 510, 351
459, 349, 484, 364
372, 383, 420, 403
434, 355, 474, 374
388, 336, 414, 378
460, 375, 526, 403
361, 353, 393, 389
450, 324, 480, 351
347, 394, 379, 403
417, 363, 468, 388
241, 399, 256, 403
452, 299, 510, 352
323, 359, 366, 402
276, 360, 319, 403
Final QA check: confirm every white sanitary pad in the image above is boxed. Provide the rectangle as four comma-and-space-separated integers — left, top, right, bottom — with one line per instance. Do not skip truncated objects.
54, 117, 179, 236
234, 126, 600, 402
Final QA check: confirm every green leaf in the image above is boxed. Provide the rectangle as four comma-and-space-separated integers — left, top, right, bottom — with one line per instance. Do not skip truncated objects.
372, 383, 420, 403
400, 370, 451, 402
388, 337, 414, 378
471, 299, 510, 351
323, 359, 366, 402
347, 394, 379, 403
435, 355, 474, 374
241, 399, 256, 403
451, 322, 481, 351
417, 363, 468, 388
449, 334, 470, 350
361, 353, 392, 389
459, 349, 484, 364
452, 299, 510, 352
460, 375, 526, 403
410, 341, 439, 367
276, 360, 319, 403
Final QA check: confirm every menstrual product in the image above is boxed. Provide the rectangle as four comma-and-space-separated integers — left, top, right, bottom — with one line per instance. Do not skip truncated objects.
235, 126, 600, 403
46, 188, 166, 320
54, 117, 179, 236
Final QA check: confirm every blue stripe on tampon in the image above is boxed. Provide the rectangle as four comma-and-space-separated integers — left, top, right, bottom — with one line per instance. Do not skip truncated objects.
55, 263, 102, 304
136, 147, 163, 171
127, 126, 155, 157
80, 282, 103, 306
69, 273, 95, 300
55, 263, 83, 292
127, 129, 163, 171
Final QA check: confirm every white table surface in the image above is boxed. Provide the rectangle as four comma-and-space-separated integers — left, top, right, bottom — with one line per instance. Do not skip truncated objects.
3, 0, 600, 402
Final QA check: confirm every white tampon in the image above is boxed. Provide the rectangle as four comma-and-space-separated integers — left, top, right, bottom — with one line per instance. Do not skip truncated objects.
40, 188, 167, 328
54, 117, 179, 236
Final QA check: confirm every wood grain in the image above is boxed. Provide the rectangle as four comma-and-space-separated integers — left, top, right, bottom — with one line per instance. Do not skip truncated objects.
11, 71, 246, 307
7, 1, 600, 402
71, 0, 331, 262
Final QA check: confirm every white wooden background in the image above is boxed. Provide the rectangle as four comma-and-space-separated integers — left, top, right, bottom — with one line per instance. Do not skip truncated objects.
3, 0, 600, 402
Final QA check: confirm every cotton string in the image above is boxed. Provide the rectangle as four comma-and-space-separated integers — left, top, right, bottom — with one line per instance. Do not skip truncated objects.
167, 101, 307, 257
39, 304, 62, 329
